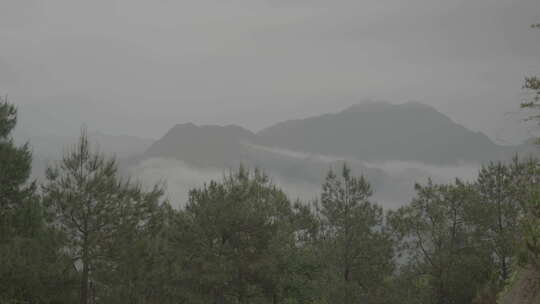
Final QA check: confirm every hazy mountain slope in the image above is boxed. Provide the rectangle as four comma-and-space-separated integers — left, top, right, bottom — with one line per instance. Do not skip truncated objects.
144, 123, 256, 168
257, 101, 510, 164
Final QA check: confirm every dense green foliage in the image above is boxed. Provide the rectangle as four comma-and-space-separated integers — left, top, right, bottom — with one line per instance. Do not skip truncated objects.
2, 98, 540, 304
41, 129, 167, 304
316, 165, 393, 303
0, 97, 77, 303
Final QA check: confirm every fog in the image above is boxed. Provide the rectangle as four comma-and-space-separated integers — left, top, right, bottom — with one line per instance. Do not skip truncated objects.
1, 0, 540, 144
247, 142, 480, 182
130, 157, 321, 208
2, 0, 538, 207
130, 146, 479, 208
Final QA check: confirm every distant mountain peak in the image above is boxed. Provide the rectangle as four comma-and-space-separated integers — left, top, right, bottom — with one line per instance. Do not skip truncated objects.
144, 122, 255, 167
172, 122, 197, 129
401, 101, 437, 109
344, 101, 437, 113
344, 101, 394, 112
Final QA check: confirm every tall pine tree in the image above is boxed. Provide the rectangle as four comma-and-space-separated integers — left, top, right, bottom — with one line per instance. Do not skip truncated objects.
0, 97, 77, 303
318, 164, 394, 304
42, 129, 166, 304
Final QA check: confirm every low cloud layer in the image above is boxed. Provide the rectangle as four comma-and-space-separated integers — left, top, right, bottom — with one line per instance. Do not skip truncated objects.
363, 160, 480, 183
129, 157, 321, 208
130, 146, 480, 209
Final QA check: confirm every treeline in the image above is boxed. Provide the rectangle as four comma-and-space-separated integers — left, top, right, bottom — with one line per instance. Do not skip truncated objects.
1, 99, 540, 304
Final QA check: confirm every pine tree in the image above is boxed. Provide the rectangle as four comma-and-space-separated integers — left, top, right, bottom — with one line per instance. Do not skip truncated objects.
318, 164, 393, 304
177, 167, 300, 304
42, 129, 165, 304
0, 97, 33, 235
0, 97, 77, 303
475, 161, 522, 282
388, 180, 492, 304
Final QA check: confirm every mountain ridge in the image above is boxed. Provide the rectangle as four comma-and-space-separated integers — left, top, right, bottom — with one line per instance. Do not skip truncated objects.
144, 102, 518, 166
253, 102, 509, 164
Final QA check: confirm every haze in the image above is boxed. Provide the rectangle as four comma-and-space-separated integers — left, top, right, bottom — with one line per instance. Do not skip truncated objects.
1, 0, 539, 143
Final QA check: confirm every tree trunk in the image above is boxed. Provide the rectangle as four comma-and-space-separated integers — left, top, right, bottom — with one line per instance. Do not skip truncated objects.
80, 257, 89, 304
214, 289, 225, 304
502, 256, 508, 281
80, 231, 89, 304
344, 266, 351, 304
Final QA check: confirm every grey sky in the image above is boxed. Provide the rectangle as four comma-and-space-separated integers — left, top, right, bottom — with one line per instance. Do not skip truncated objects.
1, 0, 539, 143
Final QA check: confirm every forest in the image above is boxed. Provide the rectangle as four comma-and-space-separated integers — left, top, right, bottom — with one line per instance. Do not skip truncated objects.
1, 90, 540, 304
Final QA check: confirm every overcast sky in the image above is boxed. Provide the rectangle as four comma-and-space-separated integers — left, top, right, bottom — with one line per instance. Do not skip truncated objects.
1, 0, 539, 143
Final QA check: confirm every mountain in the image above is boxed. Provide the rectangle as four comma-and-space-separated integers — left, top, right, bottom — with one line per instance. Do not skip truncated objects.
146, 101, 513, 167
138, 102, 516, 207
256, 101, 511, 165
145, 123, 256, 168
